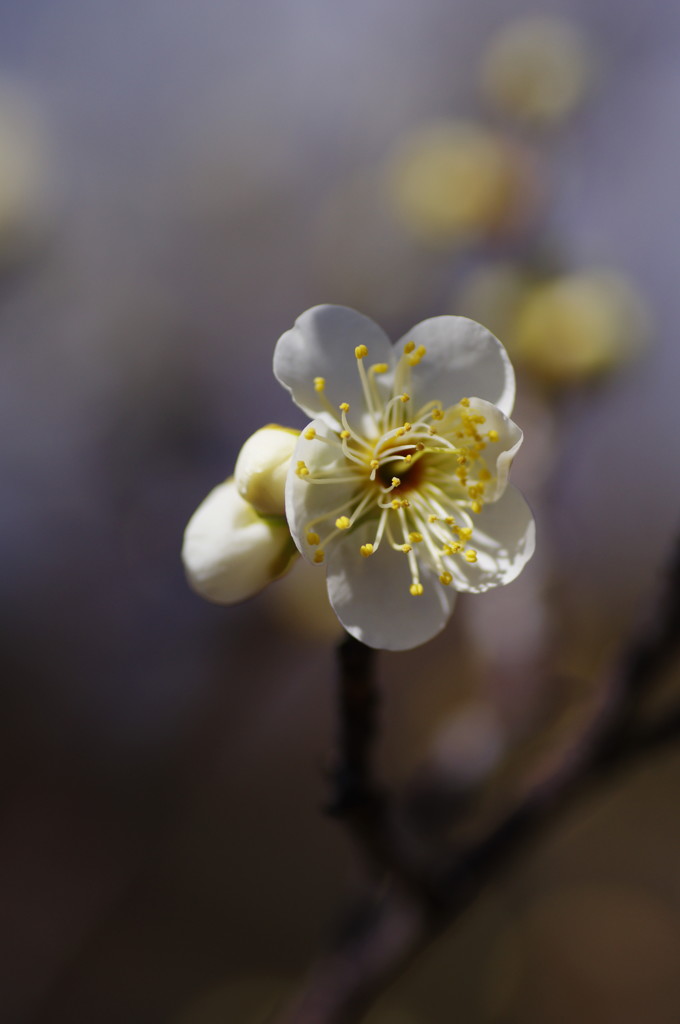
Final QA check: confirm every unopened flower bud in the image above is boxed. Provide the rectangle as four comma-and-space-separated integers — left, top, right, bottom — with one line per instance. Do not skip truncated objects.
182, 477, 297, 604
234, 425, 299, 516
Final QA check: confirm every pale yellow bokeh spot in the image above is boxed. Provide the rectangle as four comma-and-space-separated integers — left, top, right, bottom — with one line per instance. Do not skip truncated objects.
386, 120, 533, 246
481, 16, 595, 126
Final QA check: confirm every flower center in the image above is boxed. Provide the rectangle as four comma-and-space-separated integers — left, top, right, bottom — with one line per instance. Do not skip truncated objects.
296, 341, 501, 594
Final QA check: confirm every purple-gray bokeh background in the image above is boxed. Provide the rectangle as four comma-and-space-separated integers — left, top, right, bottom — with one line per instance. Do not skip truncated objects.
2, 2, 680, 1021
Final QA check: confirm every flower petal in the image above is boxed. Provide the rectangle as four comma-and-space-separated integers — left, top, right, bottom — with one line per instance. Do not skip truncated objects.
398, 316, 515, 416
285, 418, 363, 560
467, 397, 523, 500
326, 519, 456, 650
182, 478, 297, 603
273, 305, 394, 430
446, 485, 535, 593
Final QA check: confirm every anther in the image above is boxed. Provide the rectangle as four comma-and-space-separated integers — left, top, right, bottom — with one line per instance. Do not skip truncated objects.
465, 549, 478, 563
409, 583, 424, 596
340, 430, 351, 439
306, 531, 320, 546
339, 402, 350, 412
401, 544, 412, 553
304, 427, 316, 440
360, 543, 374, 557
428, 515, 438, 523
391, 477, 401, 487
404, 340, 415, 354
439, 572, 453, 585
314, 377, 326, 392
335, 516, 351, 530
370, 459, 380, 470
355, 344, 368, 359
313, 549, 325, 563
488, 429, 499, 442
370, 363, 388, 374
460, 397, 470, 407
458, 527, 473, 540
401, 393, 410, 403
296, 461, 310, 478
471, 501, 483, 514
432, 409, 444, 420
408, 532, 423, 544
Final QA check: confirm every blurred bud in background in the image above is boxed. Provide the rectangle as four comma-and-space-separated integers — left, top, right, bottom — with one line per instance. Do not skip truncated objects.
182, 477, 297, 604
513, 270, 651, 385
0, 83, 53, 267
480, 16, 595, 128
456, 263, 651, 387
234, 424, 299, 516
384, 119, 540, 247
263, 557, 342, 643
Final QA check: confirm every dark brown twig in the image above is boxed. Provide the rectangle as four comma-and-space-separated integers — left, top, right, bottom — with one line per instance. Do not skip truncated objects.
274, 533, 680, 1024
327, 636, 379, 815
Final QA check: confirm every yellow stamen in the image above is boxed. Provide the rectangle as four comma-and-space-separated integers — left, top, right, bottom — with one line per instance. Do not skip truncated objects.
339, 402, 350, 412
360, 543, 374, 557
471, 501, 483, 514
488, 429, 499, 442
370, 459, 380, 470
458, 527, 473, 540
408, 532, 423, 544
391, 477, 401, 487
401, 544, 412, 553
340, 430, 350, 439
439, 572, 453, 585
460, 397, 470, 407
404, 340, 415, 354
465, 549, 478, 563
313, 549, 325, 563
401, 393, 410, 403
335, 516, 351, 530
370, 363, 388, 374
306, 531, 320, 546
355, 344, 368, 359
304, 427, 316, 440
409, 583, 424, 596
314, 377, 326, 393
296, 461, 310, 478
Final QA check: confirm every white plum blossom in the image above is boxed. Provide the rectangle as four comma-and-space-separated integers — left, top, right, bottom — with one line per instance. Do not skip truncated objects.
274, 305, 535, 650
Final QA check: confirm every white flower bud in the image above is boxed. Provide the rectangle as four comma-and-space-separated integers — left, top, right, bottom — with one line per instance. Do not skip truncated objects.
234, 425, 299, 516
182, 477, 297, 604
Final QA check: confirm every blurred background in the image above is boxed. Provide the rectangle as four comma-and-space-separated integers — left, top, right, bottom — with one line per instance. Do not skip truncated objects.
2, 1, 680, 1021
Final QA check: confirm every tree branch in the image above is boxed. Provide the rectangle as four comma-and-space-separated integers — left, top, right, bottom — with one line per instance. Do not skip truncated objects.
273, 534, 680, 1024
